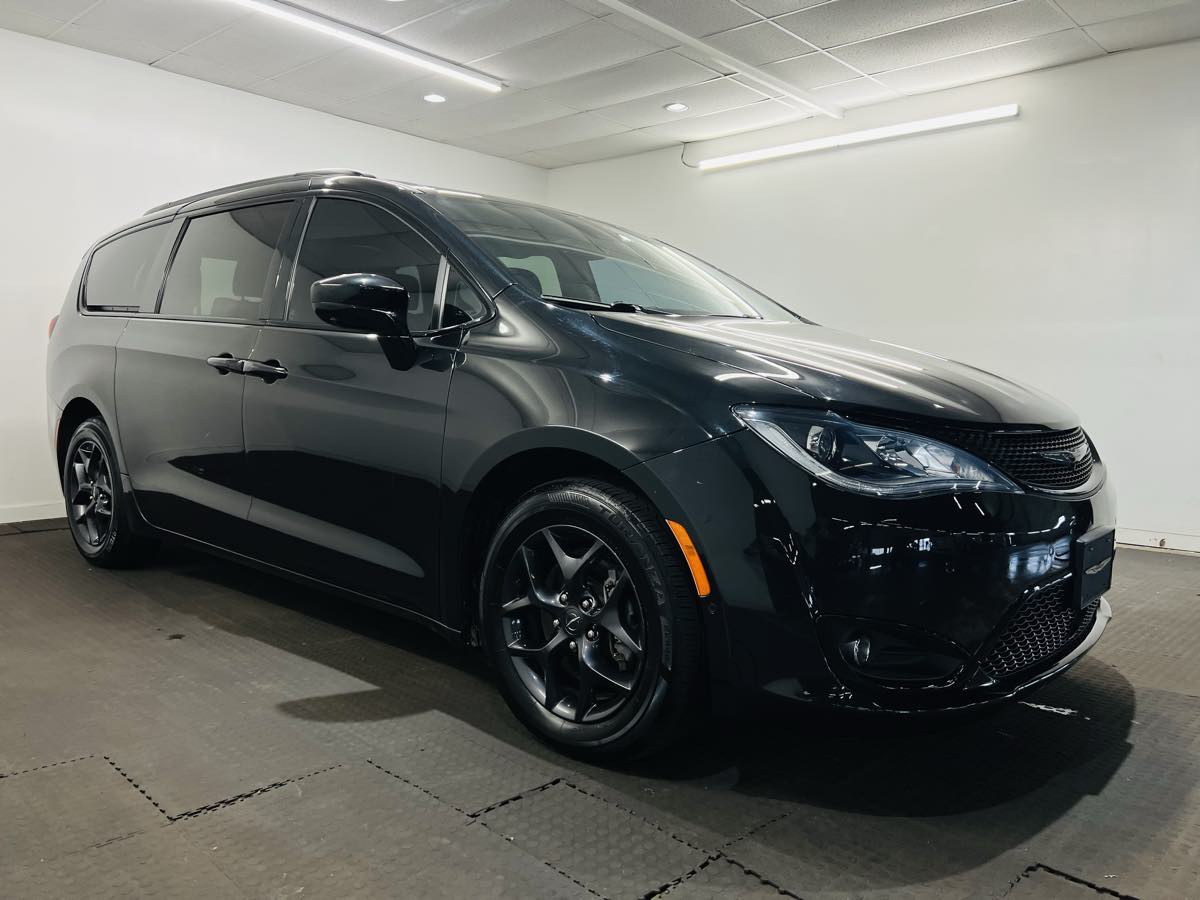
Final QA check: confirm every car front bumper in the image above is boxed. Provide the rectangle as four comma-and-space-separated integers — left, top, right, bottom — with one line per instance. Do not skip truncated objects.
632, 428, 1117, 715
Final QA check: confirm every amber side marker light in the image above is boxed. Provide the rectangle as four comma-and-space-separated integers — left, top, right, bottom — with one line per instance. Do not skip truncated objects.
666, 519, 711, 598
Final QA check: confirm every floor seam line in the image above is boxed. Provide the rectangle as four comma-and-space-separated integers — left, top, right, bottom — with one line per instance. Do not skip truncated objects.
641, 852, 722, 899
562, 779, 711, 854
103, 755, 171, 820
476, 819, 607, 899
167, 763, 343, 821
366, 758, 470, 815
1030, 862, 1142, 899
720, 851, 806, 898
469, 776, 564, 818
0, 753, 94, 779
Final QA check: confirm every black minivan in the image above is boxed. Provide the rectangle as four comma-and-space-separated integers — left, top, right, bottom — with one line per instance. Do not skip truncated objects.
47, 170, 1116, 757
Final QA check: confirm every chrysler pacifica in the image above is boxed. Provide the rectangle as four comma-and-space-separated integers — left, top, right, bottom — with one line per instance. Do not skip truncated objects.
47, 170, 1116, 756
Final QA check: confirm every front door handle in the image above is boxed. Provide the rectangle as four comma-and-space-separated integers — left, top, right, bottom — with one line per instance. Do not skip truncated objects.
206, 353, 244, 375
242, 359, 288, 383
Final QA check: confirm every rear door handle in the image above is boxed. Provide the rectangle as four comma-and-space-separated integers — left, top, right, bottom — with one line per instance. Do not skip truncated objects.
242, 359, 288, 383
206, 353, 244, 375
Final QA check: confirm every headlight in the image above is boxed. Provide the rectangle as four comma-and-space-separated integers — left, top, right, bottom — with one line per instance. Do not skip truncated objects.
733, 406, 1021, 498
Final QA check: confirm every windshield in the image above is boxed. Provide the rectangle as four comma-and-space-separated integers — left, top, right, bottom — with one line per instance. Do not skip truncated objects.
421, 192, 795, 320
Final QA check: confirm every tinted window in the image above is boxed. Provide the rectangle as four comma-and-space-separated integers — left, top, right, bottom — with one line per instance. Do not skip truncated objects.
159, 203, 294, 320
85, 223, 172, 312
442, 267, 487, 327
289, 199, 442, 332
424, 193, 794, 320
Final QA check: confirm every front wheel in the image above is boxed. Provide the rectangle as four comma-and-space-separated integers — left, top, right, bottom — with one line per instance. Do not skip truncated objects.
480, 479, 704, 759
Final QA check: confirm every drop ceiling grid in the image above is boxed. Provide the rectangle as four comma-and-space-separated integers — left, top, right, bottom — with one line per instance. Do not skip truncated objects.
1, 0, 1197, 166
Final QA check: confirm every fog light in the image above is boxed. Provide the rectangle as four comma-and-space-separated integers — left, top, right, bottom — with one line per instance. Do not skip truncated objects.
843, 635, 871, 667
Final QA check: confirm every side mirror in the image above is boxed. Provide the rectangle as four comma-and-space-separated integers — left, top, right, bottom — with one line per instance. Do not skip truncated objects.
312, 273, 410, 336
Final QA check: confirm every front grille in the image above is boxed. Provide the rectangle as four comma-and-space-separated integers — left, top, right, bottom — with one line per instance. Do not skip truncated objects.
934, 426, 1094, 491
980, 580, 1099, 680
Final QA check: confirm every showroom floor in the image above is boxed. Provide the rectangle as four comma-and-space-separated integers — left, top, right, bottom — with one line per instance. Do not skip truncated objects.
1, 522, 1197, 899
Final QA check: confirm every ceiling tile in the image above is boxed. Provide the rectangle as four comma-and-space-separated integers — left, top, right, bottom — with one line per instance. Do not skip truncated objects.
766, 50, 861, 88
776, 0, 1015, 49
0, 0, 99, 21
875, 28, 1102, 93
599, 10, 681, 48
154, 52, 266, 89
177, 12, 344, 79
339, 75, 481, 121
252, 48, 425, 105
402, 91, 578, 140
530, 130, 677, 165
1053, 0, 1192, 27
705, 21, 814, 65
389, 0, 591, 63
639, 98, 808, 142
523, 51, 720, 109
809, 76, 899, 107
473, 18, 661, 87
465, 111, 629, 154
833, 0, 1074, 75
672, 43, 739, 74
299, 0, 465, 34
0, 7, 60, 36
592, 77, 764, 128
740, 0, 828, 17
54, 22, 171, 64
508, 148, 568, 167
1083, 1, 1200, 50
621, 0, 757, 37
71, 0, 249, 52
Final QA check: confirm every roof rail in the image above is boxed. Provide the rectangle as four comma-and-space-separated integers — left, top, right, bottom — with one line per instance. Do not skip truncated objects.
143, 169, 374, 215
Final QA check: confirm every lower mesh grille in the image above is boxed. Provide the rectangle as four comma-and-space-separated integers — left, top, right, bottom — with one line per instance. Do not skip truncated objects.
980, 580, 1098, 680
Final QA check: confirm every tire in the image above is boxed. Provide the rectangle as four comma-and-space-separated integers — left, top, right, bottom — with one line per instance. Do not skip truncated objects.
480, 479, 704, 759
61, 417, 154, 568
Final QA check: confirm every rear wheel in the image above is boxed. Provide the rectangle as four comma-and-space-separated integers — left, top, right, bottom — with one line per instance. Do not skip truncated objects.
62, 417, 153, 567
481, 479, 704, 759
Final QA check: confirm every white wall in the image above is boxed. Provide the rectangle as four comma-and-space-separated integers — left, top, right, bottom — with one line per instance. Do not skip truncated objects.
0, 28, 548, 524
548, 41, 1200, 553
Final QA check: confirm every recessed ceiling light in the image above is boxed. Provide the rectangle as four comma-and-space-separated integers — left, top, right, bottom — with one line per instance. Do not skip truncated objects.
424, 93, 446, 103
664, 102, 689, 113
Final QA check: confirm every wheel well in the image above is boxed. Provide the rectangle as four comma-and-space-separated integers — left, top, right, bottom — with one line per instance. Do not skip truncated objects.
56, 398, 102, 475
457, 448, 644, 634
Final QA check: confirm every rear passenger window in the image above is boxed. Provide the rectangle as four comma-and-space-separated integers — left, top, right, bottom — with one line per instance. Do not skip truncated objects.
159, 202, 295, 320
85, 223, 172, 312
288, 199, 442, 332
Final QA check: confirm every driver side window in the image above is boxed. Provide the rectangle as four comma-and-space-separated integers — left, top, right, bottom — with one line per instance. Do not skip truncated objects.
288, 199, 442, 332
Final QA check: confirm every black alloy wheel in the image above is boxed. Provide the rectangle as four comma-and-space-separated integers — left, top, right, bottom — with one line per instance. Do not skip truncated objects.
482, 479, 703, 758
500, 524, 645, 724
62, 417, 153, 567
66, 437, 114, 549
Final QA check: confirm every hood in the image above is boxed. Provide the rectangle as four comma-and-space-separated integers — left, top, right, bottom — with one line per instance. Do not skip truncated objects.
593, 314, 1078, 429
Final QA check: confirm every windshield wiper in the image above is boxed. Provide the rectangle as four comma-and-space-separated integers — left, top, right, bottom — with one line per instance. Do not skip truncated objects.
540, 295, 671, 315
606, 301, 669, 315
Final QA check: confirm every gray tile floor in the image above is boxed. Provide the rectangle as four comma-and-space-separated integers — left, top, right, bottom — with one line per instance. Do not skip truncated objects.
1, 524, 1197, 899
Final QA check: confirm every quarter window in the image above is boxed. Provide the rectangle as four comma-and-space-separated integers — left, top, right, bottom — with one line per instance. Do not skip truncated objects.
289, 199, 442, 332
159, 202, 295, 320
85, 223, 173, 312
442, 267, 487, 327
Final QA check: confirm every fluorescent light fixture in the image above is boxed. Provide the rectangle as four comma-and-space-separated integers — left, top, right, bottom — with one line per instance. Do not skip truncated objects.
663, 102, 689, 113
697, 104, 1019, 171
424, 93, 446, 103
224, 0, 503, 92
